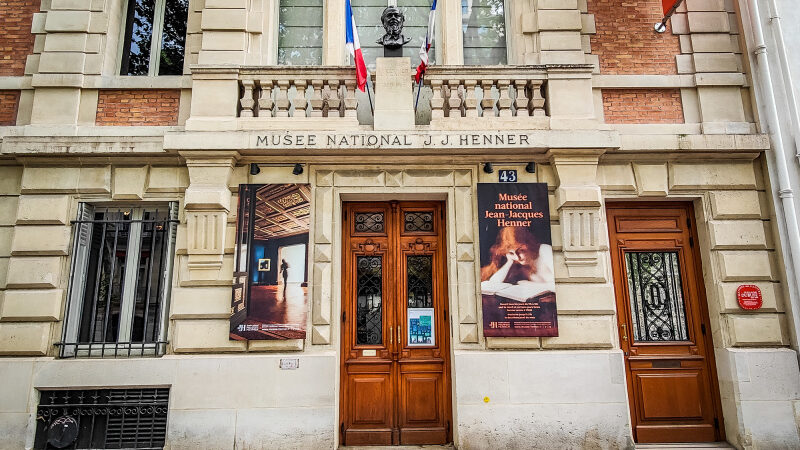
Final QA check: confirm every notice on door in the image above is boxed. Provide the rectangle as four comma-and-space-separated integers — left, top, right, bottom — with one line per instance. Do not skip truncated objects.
408, 308, 435, 346
478, 183, 558, 337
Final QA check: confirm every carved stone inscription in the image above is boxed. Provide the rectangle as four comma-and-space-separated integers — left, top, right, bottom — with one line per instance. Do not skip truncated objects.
254, 132, 533, 149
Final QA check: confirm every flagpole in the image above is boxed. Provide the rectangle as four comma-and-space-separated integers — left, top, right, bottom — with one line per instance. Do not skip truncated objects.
414, 71, 425, 112
655, 0, 685, 33
366, 72, 375, 116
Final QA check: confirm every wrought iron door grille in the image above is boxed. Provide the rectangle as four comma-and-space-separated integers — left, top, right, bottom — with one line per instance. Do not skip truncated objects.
356, 255, 383, 345
624, 251, 689, 341
34, 388, 169, 449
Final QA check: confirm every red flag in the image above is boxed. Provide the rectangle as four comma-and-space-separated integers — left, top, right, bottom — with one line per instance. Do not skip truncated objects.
662, 0, 678, 15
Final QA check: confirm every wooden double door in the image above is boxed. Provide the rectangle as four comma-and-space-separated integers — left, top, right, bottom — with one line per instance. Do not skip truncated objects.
340, 201, 452, 446
607, 203, 724, 443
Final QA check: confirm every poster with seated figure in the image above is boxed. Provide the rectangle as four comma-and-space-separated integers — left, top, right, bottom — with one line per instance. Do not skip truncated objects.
478, 183, 558, 337
230, 184, 310, 340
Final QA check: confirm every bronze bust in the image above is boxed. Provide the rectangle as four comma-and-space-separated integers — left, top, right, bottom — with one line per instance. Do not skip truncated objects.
376, 6, 411, 49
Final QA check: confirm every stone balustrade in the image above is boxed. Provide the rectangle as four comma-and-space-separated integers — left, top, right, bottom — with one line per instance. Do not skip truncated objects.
237, 67, 358, 118
422, 66, 547, 119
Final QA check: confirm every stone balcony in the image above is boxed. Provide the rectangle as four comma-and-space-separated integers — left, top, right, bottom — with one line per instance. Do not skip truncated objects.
186, 64, 597, 132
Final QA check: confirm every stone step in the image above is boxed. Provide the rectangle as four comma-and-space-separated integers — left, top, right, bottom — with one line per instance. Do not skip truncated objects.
341, 446, 455, 450
636, 443, 735, 450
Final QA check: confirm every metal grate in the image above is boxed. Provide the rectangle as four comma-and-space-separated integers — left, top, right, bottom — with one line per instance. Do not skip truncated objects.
407, 255, 433, 308
34, 388, 169, 449
404, 211, 434, 232
624, 251, 689, 341
58, 204, 178, 358
356, 256, 383, 345
354, 212, 385, 233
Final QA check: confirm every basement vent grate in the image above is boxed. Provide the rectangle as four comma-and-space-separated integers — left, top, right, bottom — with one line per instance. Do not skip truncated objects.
34, 388, 169, 449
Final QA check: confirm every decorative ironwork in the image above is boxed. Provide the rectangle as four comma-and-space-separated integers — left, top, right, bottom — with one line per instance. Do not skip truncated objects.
407, 255, 433, 308
34, 388, 169, 449
404, 211, 434, 232
59, 204, 178, 359
354, 212, 384, 233
625, 251, 689, 342
356, 256, 383, 345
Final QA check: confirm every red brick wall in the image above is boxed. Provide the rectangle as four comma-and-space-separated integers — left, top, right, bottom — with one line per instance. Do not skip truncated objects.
0, 90, 21, 125
0, 0, 40, 76
602, 89, 684, 123
96, 90, 181, 126
588, 0, 680, 74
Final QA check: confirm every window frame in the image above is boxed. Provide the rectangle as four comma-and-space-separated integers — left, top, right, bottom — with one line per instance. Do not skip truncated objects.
60, 202, 178, 358
117, 0, 173, 76
460, 0, 510, 65
275, 0, 326, 66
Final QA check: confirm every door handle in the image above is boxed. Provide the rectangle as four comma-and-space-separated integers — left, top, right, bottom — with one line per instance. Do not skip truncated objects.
397, 327, 402, 346
389, 326, 393, 345
620, 323, 628, 341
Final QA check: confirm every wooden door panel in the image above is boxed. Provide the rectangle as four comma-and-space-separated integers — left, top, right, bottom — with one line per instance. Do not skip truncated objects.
341, 201, 452, 446
616, 217, 683, 233
607, 203, 724, 444
401, 374, 441, 423
635, 372, 705, 419
350, 375, 393, 425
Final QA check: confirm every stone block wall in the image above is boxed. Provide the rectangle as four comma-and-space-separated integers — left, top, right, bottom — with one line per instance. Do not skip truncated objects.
602, 89, 684, 123
0, 0, 40, 76
0, 163, 188, 356
96, 89, 181, 126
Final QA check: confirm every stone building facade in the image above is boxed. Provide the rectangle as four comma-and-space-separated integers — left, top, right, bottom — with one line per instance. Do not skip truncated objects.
0, 0, 799, 449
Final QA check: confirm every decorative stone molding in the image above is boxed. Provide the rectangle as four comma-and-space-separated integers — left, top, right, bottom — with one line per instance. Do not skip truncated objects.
181, 151, 239, 285
548, 149, 606, 282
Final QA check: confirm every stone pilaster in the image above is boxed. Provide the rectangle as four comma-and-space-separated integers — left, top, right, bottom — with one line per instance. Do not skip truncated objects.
548, 149, 606, 282
181, 151, 239, 285
198, 0, 266, 65
29, 0, 104, 125
520, 0, 586, 65
681, 0, 750, 133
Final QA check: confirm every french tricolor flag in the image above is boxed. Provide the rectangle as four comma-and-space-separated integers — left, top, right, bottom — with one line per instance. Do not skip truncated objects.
415, 0, 437, 83
345, 0, 367, 92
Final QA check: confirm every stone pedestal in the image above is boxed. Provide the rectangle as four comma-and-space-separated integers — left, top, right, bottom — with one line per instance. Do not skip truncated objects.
373, 57, 415, 130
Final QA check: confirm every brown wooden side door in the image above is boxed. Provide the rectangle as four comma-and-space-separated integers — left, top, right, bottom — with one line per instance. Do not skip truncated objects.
607, 203, 724, 443
341, 201, 452, 446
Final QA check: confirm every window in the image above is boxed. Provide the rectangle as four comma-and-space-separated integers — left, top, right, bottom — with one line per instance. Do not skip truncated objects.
35, 388, 169, 449
120, 0, 189, 75
278, 0, 324, 65
462, 0, 507, 65
59, 204, 178, 358
351, 0, 434, 70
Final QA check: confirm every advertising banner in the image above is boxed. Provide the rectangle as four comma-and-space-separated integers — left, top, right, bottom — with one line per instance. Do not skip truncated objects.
478, 183, 558, 337
230, 184, 310, 340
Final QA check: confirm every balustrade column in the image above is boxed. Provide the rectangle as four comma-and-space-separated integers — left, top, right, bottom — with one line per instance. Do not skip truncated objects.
327, 80, 342, 117
343, 80, 358, 118
447, 80, 463, 119
480, 80, 495, 117
464, 79, 478, 118
240, 80, 256, 117
309, 80, 324, 117
430, 80, 445, 119
294, 80, 308, 117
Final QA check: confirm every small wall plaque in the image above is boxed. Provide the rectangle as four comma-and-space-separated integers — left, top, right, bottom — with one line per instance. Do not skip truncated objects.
279, 358, 299, 370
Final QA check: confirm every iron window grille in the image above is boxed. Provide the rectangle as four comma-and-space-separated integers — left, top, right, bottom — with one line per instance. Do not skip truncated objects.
34, 388, 169, 449
57, 204, 178, 359
119, 0, 189, 76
